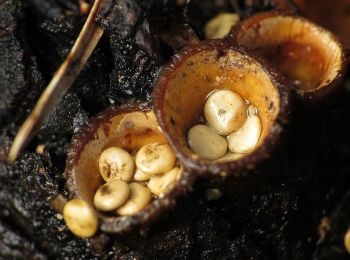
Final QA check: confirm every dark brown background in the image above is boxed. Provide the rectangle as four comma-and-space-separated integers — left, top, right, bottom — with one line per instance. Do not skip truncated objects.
1, 0, 350, 259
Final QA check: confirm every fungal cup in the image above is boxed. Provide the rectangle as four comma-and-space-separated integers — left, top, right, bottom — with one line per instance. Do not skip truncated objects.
64, 103, 194, 234
229, 12, 346, 101
154, 40, 290, 178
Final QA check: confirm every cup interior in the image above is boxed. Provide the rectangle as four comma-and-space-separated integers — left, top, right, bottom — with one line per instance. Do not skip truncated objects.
156, 47, 282, 163
233, 14, 343, 93
67, 110, 167, 206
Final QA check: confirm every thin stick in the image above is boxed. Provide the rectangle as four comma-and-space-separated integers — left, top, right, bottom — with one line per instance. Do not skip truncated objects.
8, 0, 105, 162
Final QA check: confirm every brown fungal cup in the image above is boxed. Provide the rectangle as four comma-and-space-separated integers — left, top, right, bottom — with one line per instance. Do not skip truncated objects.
154, 40, 290, 178
229, 12, 346, 101
64, 103, 194, 234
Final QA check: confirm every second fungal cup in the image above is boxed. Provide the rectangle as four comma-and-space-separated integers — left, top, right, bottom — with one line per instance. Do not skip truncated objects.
154, 40, 290, 178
